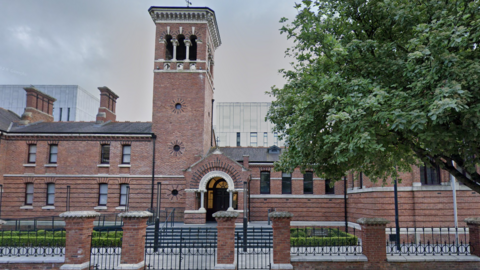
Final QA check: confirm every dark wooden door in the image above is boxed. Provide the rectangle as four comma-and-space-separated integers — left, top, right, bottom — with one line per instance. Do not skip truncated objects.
206, 180, 229, 221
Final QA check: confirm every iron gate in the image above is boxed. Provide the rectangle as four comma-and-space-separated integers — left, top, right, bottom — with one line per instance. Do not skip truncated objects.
236, 228, 272, 270
144, 227, 217, 270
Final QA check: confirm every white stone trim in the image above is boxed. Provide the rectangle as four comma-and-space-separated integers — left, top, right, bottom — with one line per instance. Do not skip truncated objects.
118, 211, 153, 218
387, 255, 480, 262
214, 263, 236, 269
42, 206, 55, 210
198, 171, 235, 192
0, 256, 65, 264
44, 164, 58, 167
116, 261, 145, 269
20, 205, 33, 209
185, 209, 206, 214
60, 211, 100, 218
60, 261, 90, 270
4, 174, 184, 178
271, 263, 294, 269
23, 164, 35, 167
250, 194, 344, 199
97, 164, 110, 168
347, 185, 473, 194
118, 164, 131, 168
116, 206, 127, 210
291, 255, 367, 262
94, 206, 107, 210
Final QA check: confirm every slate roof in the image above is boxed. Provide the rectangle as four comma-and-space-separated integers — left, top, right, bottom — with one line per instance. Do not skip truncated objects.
8, 121, 152, 134
0, 108, 20, 131
219, 147, 282, 162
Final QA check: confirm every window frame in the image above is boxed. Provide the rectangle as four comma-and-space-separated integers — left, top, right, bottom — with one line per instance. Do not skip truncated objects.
303, 171, 314, 194
274, 132, 278, 146
100, 144, 111, 164
25, 183, 34, 205
236, 132, 240, 147
48, 144, 58, 164
263, 132, 268, 147
260, 171, 270, 194
250, 132, 257, 147
46, 183, 55, 205
282, 172, 292, 194
122, 145, 131, 164
325, 179, 335, 194
420, 163, 442, 185
98, 183, 108, 206
119, 184, 129, 206
28, 144, 37, 164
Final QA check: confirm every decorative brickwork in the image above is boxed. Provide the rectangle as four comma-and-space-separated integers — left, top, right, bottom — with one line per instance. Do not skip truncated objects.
118, 211, 152, 269
190, 157, 242, 189
214, 211, 238, 266
357, 217, 390, 264
269, 211, 293, 269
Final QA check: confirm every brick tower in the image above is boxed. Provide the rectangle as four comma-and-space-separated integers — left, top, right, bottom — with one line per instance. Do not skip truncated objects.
149, 7, 221, 175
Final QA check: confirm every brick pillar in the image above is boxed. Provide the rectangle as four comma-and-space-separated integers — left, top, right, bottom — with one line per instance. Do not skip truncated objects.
117, 211, 153, 270
269, 211, 293, 270
213, 211, 239, 269
59, 211, 100, 270
465, 217, 480, 257
357, 217, 390, 264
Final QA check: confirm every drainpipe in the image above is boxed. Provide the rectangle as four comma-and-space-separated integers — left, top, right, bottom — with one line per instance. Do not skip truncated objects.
451, 161, 459, 246
150, 134, 157, 212
344, 176, 348, 233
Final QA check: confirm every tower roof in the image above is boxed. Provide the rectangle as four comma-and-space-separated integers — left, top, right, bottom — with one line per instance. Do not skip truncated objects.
148, 6, 221, 49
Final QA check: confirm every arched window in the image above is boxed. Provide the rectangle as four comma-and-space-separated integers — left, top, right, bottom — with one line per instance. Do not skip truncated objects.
165, 35, 173, 60
189, 35, 197, 60
177, 35, 186, 60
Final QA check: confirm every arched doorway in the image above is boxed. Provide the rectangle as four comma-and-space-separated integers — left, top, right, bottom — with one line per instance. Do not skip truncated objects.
205, 178, 230, 221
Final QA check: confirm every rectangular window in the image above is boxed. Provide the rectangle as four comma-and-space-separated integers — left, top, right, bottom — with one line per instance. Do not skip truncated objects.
101, 144, 110, 164
67, 108, 70, 121
25, 183, 34, 205
282, 173, 292, 194
46, 183, 55, 205
59, 108, 63, 121
325, 179, 335, 194
420, 164, 441, 185
250, 132, 257, 147
119, 184, 129, 206
304, 172, 313, 194
263, 132, 268, 147
49, 144, 58, 164
28, 144, 37, 163
359, 172, 363, 189
98, 184, 108, 206
236, 132, 240, 147
260, 171, 270, 194
274, 132, 278, 146
122, 145, 131, 164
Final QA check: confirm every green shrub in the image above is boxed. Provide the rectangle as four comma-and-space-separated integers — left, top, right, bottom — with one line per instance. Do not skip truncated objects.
291, 236, 358, 247
0, 236, 65, 247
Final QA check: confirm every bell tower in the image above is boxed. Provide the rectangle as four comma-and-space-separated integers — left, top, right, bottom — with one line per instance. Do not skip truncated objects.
149, 6, 221, 175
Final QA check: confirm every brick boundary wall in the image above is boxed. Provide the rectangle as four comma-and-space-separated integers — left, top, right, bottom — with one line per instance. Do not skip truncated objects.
214, 211, 238, 268
269, 211, 294, 270
118, 211, 153, 270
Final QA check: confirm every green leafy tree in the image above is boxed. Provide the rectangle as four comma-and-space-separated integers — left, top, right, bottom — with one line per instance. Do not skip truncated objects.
268, 0, 480, 192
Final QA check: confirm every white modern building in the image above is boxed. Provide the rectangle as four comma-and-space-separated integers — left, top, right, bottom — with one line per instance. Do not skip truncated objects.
215, 102, 285, 147
0, 85, 99, 121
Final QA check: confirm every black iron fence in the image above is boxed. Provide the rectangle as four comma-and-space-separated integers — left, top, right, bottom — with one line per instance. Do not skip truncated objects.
146, 208, 176, 226
290, 226, 362, 256
236, 229, 272, 270
94, 214, 123, 230
0, 229, 65, 257
144, 227, 217, 270
386, 227, 470, 256
90, 229, 122, 270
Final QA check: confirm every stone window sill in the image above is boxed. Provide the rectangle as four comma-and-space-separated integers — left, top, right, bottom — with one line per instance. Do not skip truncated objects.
97, 164, 110, 167
20, 205, 33, 209
44, 164, 58, 167
94, 206, 107, 210
42, 206, 55, 210
115, 206, 127, 210
23, 164, 36, 167
118, 164, 131, 168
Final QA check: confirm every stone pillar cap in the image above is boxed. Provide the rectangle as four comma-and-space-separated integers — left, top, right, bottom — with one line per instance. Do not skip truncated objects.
118, 211, 153, 218
59, 211, 100, 218
465, 217, 480, 225
357, 217, 390, 225
268, 211, 293, 218
0, 220, 6, 225
212, 211, 239, 218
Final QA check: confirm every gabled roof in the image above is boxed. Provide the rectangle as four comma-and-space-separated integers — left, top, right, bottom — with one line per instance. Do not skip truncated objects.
8, 121, 152, 134
0, 108, 21, 131
219, 147, 282, 162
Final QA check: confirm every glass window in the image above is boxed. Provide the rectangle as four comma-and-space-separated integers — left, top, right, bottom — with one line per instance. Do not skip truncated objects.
260, 171, 270, 194
250, 132, 257, 147
282, 173, 292, 194
420, 164, 441, 185
233, 192, 238, 209
236, 132, 240, 147
325, 179, 335, 194
46, 183, 55, 205
274, 132, 278, 146
263, 132, 268, 147
304, 172, 313, 194
25, 183, 34, 205
98, 184, 108, 206
49, 144, 58, 164
28, 144, 37, 163
122, 145, 131, 164
101, 144, 110, 164
359, 172, 363, 189
119, 184, 129, 206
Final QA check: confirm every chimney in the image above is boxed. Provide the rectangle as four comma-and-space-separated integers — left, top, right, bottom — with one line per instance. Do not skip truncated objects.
20, 87, 56, 124
96, 86, 119, 123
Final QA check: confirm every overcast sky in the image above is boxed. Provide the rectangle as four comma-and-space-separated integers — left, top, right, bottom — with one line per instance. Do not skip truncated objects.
0, 0, 297, 121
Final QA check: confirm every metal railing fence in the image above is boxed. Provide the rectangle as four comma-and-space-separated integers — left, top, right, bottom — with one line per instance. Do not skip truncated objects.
0, 229, 65, 257
89, 228, 122, 270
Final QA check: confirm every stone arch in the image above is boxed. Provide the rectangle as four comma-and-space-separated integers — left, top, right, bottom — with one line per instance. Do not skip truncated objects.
198, 171, 235, 192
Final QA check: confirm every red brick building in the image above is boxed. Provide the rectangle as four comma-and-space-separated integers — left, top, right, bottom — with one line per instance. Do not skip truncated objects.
0, 6, 478, 228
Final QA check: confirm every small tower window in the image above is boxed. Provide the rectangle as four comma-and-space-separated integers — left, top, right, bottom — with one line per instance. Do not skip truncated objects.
189, 35, 197, 61
177, 35, 186, 60
165, 35, 173, 60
